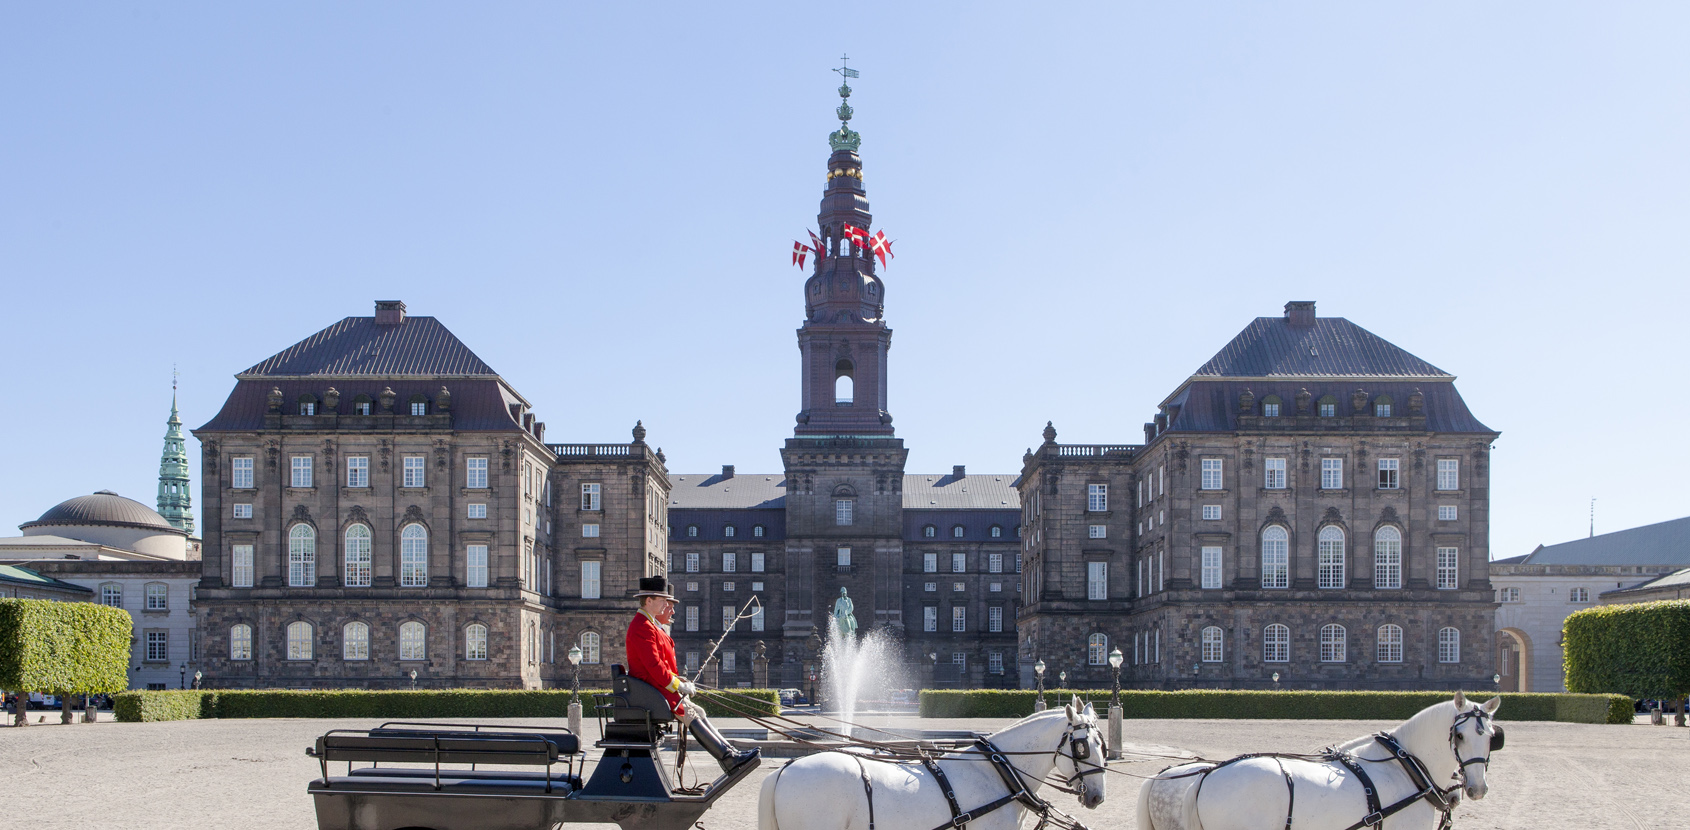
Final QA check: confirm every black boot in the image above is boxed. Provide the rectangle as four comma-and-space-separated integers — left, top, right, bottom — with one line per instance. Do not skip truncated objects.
689, 713, 760, 773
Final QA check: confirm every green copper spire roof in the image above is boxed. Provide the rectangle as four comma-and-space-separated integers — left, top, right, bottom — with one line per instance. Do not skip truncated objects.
156, 375, 195, 534
829, 54, 861, 153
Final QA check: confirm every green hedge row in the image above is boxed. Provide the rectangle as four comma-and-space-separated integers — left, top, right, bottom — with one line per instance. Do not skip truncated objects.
1565, 600, 1690, 700
113, 688, 781, 722
0, 598, 131, 694
918, 689, 1631, 724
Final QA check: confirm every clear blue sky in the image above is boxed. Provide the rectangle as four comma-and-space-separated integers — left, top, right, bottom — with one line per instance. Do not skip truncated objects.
3, 3, 1685, 561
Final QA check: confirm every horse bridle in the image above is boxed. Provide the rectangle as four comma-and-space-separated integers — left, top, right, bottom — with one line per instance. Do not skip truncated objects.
1055, 719, 1106, 788
1449, 706, 1504, 774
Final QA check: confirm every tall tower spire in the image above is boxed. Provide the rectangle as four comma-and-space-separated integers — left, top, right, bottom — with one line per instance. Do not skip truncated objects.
157, 370, 195, 534
795, 56, 893, 436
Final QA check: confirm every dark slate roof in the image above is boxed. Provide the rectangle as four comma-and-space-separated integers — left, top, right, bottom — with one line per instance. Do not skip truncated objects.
902, 509, 1022, 542
1162, 380, 1494, 434
1604, 566, 1690, 596
1518, 516, 1690, 567
197, 379, 526, 432
1192, 316, 1451, 380
902, 474, 1021, 510
239, 316, 498, 378
669, 509, 787, 541
668, 474, 788, 510
0, 565, 92, 594
20, 491, 186, 535
665, 473, 1023, 511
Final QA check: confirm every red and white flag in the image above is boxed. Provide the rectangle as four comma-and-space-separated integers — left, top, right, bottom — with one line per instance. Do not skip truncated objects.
842, 223, 869, 247
869, 230, 894, 268
791, 241, 809, 269
808, 229, 827, 261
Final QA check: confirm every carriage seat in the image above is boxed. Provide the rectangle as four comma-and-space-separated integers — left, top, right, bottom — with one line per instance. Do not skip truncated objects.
600, 664, 676, 744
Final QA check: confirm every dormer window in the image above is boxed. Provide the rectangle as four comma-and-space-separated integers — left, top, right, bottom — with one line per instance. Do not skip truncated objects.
952, 525, 965, 539
1261, 395, 1282, 417
687, 525, 699, 538
990, 525, 1002, 538
724, 525, 736, 538
1317, 395, 1338, 417
753, 525, 765, 538
352, 395, 372, 416
1374, 394, 1394, 418
297, 395, 317, 416
408, 394, 429, 416
923, 524, 937, 538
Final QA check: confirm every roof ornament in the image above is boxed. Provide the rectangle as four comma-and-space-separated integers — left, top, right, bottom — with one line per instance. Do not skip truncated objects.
829, 55, 861, 152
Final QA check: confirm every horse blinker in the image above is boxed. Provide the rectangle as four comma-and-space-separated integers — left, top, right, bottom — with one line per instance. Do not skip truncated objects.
1489, 726, 1504, 752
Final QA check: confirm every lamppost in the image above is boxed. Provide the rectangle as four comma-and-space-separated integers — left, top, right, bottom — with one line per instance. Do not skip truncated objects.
928, 652, 938, 688
1034, 659, 1047, 712
409, 669, 418, 691
1106, 647, 1124, 760
567, 645, 584, 735
1272, 671, 1280, 690
1058, 670, 1066, 689
1493, 673, 1502, 691
179, 663, 187, 690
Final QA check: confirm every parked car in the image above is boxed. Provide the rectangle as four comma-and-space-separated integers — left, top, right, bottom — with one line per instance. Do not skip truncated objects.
778, 688, 809, 706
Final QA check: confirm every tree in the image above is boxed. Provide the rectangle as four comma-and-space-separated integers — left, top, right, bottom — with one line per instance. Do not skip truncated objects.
0, 599, 132, 726
1564, 599, 1690, 723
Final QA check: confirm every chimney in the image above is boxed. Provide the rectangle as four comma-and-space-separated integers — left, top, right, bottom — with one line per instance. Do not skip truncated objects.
1284, 301, 1316, 328
953, 465, 966, 479
375, 300, 407, 326
722, 465, 735, 479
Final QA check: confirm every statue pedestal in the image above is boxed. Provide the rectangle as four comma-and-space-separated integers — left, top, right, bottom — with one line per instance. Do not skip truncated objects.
568, 699, 583, 737
1108, 703, 1123, 760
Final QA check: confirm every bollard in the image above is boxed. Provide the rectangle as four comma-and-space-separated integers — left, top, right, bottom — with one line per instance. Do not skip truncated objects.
1108, 702, 1123, 760
568, 699, 583, 738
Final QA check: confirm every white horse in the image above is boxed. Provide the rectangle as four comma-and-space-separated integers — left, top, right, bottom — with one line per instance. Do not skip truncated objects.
759, 697, 1106, 830
1137, 691, 1503, 830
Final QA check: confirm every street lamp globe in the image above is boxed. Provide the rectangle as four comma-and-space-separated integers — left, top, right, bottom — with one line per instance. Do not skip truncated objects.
1108, 648, 1123, 670
568, 645, 583, 666
1058, 670, 1066, 686
1034, 659, 1046, 678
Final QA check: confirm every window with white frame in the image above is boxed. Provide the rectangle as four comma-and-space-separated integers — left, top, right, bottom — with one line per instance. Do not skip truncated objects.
1088, 633, 1108, 665
1570, 587, 1590, 603
288, 525, 316, 586
1319, 398, 1337, 417
686, 581, 698, 592
838, 547, 852, 567
988, 605, 1003, 632
685, 606, 699, 632
465, 624, 488, 660
1087, 561, 1108, 600
925, 582, 937, 592
1438, 627, 1461, 663
1263, 624, 1289, 662
722, 651, 736, 673
232, 545, 253, 588
400, 524, 428, 587
1089, 524, 1107, 538
1201, 546, 1223, 589
466, 503, 486, 519
1320, 624, 1347, 663
751, 581, 763, 591
466, 457, 488, 488
1201, 458, 1223, 490
1318, 526, 1345, 589
1436, 547, 1459, 589
1374, 527, 1402, 589
1265, 457, 1287, 489
723, 551, 737, 572
686, 525, 698, 537
686, 552, 700, 572
581, 560, 601, 599
396, 455, 422, 488
952, 525, 965, 538
581, 483, 601, 510
923, 553, 937, 573
753, 525, 765, 538
1196, 505, 1219, 521
923, 525, 936, 538
991, 525, 1002, 538
989, 652, 1004, 674
286, 621, 313, 660
579, 523, 600, 538
233, 503, 252, 519
952, 652, 967, 667
952, 553, 966, 573
1436, 459, 1459, 491
1201, 626, 1223, 662
580, 630, 600, 663
1378, 458, 1400, 489
1321, 458, 1343, 490
1497, 587, 1520, 602
751, 606, 765, 631
410, 400, 427, 416
751, 552, 765, 572
230, 624, 253, 660
724, 525, 736, 538
146, 630, 169, 661
835, 499, 853, 526
343, 622, 370, 660
292, 455, 313, 488
989, 582, 1001, 592
683, 651, 699, 673
1438, 505, 1457, 521
100, 583, 123, 607
1263, 399, 1281, 417
722, 581, 734, 592
342, 456, 367, 488
466, 544, 489, 588
722, 606, 735, 631
1088, 484, 1108, 512
988, 553, 1003, 573
953, 582, 965, 592
344, 524, 373, 587
952, 605, 967, 632
1377, 624, 1403, 663
1261, 526, 1289, 588
399, 621, 425, 660
923, 606, 937, 632
232, 456, 253, 489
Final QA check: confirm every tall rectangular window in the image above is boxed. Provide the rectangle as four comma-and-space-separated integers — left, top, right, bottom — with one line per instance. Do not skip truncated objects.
838, 547, 852, 567
751, 552, 765, 572
144, 582, 168, 610
924, 606, 938, 632
1201, 546, 1222, 589
1087, 484, 1108, 512
467, 544, 489, 588
722, 605, 735, 631
989, 652, 1004, 674
722, 651, 736, 673
751, 605, 765, 631
685, 652, 699, 673
1087, 561, 1107, 600
581, 483, 601, 510
923, 553, 938, 572
723, 552, 737, 572
400, 456, 424, 488
232, 545, 254, 588
1436, 547, 1459, 590
952, 553, 966, 573
466, 457, 488, 488
686, 552, 699, 573
685, 606, 699, 632
1437, 459, 1460, 491
952, 605, 967, 632
988, 553, 1003, 573
232, 456, 253, 489
291, 455, 313, 488
146, 631, 169, 662
1321, 458, 1343, 490
346, 456, 368, 488
1265, 457, 1286, 489
1201, 458, 1223, 490
835, 499, 853, 526
988, 606, 1003, 632
1378, 458, 1400, 490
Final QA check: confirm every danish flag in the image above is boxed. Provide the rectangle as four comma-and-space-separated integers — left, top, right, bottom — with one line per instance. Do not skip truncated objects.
869, 230, 894, 268
808, 229, 827, 261
791, 241, 809, 269
842, 223, 869, 247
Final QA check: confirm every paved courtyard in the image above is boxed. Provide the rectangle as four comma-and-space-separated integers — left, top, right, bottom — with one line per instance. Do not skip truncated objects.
2, 713, 1686, 829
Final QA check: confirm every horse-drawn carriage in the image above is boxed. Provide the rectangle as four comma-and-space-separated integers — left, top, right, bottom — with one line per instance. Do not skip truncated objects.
305, 665, 759, 830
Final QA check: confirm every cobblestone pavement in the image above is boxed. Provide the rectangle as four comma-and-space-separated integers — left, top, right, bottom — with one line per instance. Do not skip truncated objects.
3, 713, 1686, 829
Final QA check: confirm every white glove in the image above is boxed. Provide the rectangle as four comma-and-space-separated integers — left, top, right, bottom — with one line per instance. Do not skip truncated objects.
677, 680, 697, 697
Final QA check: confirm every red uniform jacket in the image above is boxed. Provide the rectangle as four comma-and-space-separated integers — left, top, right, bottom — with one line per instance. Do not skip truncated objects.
626, 611, 686, 716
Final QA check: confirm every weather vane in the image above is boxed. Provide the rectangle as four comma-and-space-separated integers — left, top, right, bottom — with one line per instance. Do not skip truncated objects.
834, 54, 858, 81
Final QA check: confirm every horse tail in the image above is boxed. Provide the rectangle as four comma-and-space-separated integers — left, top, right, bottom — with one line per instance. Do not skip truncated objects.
758, 760, 786, 830
1136, 777, 1156, 830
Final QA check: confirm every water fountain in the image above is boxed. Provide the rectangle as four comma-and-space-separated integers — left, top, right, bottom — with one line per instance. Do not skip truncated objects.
820, 588, 910, 737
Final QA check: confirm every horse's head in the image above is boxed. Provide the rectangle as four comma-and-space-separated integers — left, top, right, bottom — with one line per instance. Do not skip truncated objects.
1449, 690, 1503, 800
1061, 696, 1107, 809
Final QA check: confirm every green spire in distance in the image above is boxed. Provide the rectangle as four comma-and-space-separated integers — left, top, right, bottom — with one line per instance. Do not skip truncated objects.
157, 372, 195, 534
829, 54, 861, 152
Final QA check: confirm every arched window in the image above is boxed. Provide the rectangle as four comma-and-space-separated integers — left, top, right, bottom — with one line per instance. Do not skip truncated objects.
923, 525, 937, 538
1261, 526, 1289, 588
96, 582, 122, 608
1263, 624, 1289, 663
1317, 395, 1338, 417
297, 394, 318, 416
1317, 526, 1345, 589
344, 524, 372, 587
580, 631, 601, 664
351, 394, 373, 416
753, 525, 765, 538
288, 525, 317, 587
286, 621, 313, 660
399, 621, 426, 660
724, 525, 736, 538
1438, 627, 1461, 663
1374, 526, 1402, 589
465, 624, 488, 660
1377, 624, 1403, 663
1201, 626, 1224, 662
1373, 394, 1394, 418
952, 525, 965, 539
230, 624, 253, 660
835, 359, 854, 405
1320, 624, 1347, 663
400, 524, 428, 587
343, 622, 370, 660
1087, 633, 1108, 666
1261, 395, 1283, 417
687, 525, 699, 538
408, 394, 429, 416
990, 525, 1002, 538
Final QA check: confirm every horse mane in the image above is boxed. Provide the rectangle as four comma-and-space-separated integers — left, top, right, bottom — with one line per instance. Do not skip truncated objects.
1332, 699, 1459, 755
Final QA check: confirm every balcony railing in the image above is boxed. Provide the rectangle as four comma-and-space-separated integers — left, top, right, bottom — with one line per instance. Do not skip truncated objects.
548, 444, 635, 458
1051, 444, 1141, 457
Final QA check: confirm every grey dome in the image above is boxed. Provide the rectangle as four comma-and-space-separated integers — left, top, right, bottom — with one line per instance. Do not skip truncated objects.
21, 491, 186, 535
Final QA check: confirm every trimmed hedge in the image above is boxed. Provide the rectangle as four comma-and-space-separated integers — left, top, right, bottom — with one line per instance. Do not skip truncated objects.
0, 598, 131, 695
918, 689, 1631, 724
113, 687, 780, 722
1565, 600, 1690, 700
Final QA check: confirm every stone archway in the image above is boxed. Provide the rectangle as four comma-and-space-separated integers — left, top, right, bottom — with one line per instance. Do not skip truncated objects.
1496, 628, 1531, 692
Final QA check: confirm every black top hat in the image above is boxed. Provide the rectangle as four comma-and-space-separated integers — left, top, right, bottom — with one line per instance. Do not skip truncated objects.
633, 575, 676, 601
